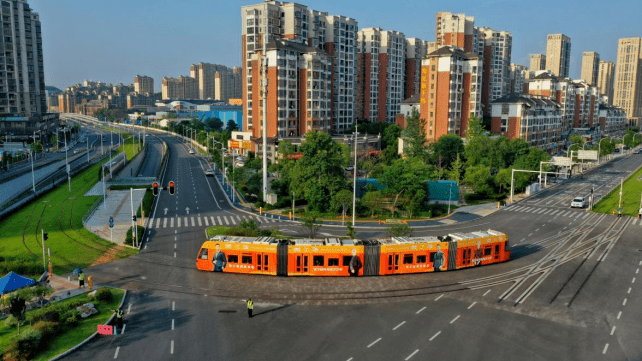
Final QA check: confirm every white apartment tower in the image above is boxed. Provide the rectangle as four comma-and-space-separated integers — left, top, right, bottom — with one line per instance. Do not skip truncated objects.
580, 51, 600, 85
613, 38, 642, 125
598, 60, 615, 105
478, 27, 512, 113
134, 75, 154, 94
405, 38, 430, 100
546, 34, 571, 78
356, 27, 406, 123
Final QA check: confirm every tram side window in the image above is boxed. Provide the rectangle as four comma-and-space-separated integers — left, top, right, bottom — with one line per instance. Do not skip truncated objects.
403, 254, 413, 264
417, 255, 427, 263
199, 248, 208, 260
313, 256, 324, 266
484, 248, 492, 256
228, 255, 239, 263
343, 256, 351, 266
429, 252, 435, 262
242, 255, 253, 264
328, 258, 339, 266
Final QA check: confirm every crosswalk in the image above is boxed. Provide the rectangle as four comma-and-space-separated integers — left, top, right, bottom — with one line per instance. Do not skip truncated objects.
504, 205, 591, 219
150, 214, 282, 229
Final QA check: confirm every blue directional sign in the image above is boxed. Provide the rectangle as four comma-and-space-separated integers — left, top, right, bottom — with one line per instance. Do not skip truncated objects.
109, 216, 114, 228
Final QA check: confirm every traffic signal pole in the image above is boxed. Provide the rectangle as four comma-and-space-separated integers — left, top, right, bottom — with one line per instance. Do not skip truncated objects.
41, 229, 46, 272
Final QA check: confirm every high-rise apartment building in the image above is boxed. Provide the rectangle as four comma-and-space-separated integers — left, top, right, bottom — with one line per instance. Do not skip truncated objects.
419, 46, 482, 141
435, 12, 475, 52
241, 1, 357, 139
545, 34, 571, 78
214, 67, 242, 102
478, 27, 512, 114
580, 51, 600, 85
571, 80, 600, 128
597, 60, 615, 105
530, 54, 546, 71
528, 72, 576, 132
356, 27, 406, 123
162, 76, 198, 100
510, 64, 528, 94
189, 63, 230, 100
613, 37, 642, 125
134, 75, 154, 94
405, 38, 430, 100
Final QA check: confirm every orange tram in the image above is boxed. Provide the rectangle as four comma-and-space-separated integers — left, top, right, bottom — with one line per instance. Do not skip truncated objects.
196, 230, 510, 277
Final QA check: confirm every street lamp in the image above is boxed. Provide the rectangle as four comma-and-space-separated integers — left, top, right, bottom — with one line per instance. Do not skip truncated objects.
598, 137, 611, 164
352, 125, 358, 227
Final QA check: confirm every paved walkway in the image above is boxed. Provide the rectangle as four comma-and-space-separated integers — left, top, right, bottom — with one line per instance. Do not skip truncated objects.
84, 190, 145, 243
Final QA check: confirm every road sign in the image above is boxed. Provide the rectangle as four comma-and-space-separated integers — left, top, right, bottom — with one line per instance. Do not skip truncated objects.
578, 150, 598, 160
229, 140, 240, 149
552, 156, 573, 167
241, 140, 252, 150
109, 217, 114, 228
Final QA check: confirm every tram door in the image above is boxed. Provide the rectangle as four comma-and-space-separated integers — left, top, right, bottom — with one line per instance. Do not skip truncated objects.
295, 254, 310, 275
256, 253, 270, 274
387, 253, 400, 273
463, 248, 471, 266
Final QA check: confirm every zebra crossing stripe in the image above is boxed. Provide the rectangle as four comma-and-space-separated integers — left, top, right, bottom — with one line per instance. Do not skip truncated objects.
184, 217, 188, 226
211, 216, 215, 225
512, 206, 524, 211
230, 217, 237, 225
178, 217, 181, 228
198, 217, 202, 227
217, 216, 222, 225
582, 213, 589, 219
204, 217, 209, 226
223, 217, 230, 225
575, 213, 582, 218
236, 216, 242, 222
155, 218, 161, 228
171, 217, 174, 227
633, 218, 638, 225
163, 218, 167, 228
537, 208, 546, 214
191, 217, 195, 227
255, 216, 263, 223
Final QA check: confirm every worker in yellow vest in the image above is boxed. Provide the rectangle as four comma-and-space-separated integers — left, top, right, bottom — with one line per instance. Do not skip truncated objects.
78, 271, 85, 289
247, 298, 253, 318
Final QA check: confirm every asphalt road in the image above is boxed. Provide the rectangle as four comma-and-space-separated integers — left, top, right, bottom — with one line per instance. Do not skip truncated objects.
62, 136, 642, 361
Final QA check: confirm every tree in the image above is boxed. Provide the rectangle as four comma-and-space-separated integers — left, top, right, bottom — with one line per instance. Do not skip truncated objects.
289, 132, 349, 213
378, 158, 433, 215
401, 109, 428, 161
333, 189, 353, 225
448, 153, 464, 183
9, 296, 26, 334
495, 168, 512, 194
386, 224, 413, 237
302, 213, 322, 238
430, 134, 465, 172
29, 141, 43, 154
205, 117, 224, 131
465, 164, 493, 197
226, 119, 239, 132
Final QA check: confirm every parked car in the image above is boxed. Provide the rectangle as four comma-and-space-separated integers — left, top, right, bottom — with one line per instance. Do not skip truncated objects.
570, 197, 586, 208
205, 169, 214, 177
634, 150, 640, 154
188, 149, 195, 154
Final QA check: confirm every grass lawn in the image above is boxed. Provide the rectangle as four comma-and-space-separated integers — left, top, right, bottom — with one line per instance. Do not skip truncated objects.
206, 226, 233, 238
593, 165, 642, 216
0, 153, 138, 275
0, 288, 125, 361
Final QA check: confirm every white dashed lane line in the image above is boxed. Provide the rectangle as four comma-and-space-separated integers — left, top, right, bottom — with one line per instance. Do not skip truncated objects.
610, 326, 616, 336
467, 302, 477, 310
416, 307, 426, 314
393, 321, 406, 330
171, 340, 174, 354
405, 349, 419, 360
450, 315, 460, 324
429, 331, 441, 341
434, 294, 444, 301
483, 289, 491, 296
367, 338, 382, 348
114, 346, 120, 359
603, 343, 609, 355
617, 311, 622, 320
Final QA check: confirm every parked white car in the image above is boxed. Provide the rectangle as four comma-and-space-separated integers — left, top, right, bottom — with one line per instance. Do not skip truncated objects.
188, 149, 195, 154
570, 197, 586, 208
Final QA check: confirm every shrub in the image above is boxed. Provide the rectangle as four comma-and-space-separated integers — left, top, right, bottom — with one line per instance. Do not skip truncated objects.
4, 314, 18, 327
65, 314, 79, 327
12, 328, 43, 359
32, 321, 59, 341
95, 287, 113, 303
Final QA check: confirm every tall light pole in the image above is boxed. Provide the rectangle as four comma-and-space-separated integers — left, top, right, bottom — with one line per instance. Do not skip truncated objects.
598, 137, 610, 165
63, 128, 70, 192
109, 130, 113, 179
352, 125, 358, 226
30, 130, 41, 193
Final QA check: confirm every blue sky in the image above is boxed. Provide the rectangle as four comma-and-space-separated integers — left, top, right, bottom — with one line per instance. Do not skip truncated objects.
35, 0, 642, 91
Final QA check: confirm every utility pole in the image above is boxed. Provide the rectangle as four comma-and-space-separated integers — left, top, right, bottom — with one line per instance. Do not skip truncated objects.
64, 129, 70, 192
352, 125, 358, 226
262, 33, 268, 202
41, 229, 46, 272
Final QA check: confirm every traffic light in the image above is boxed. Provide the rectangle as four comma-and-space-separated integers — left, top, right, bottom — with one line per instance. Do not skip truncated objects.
169, 181, 175, 195
153, 182, 159, 196
43, 233, 48, 241
132, 215, 137, 222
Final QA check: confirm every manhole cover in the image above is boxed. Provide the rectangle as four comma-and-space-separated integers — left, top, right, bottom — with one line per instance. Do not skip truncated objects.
218, 310, 237, 313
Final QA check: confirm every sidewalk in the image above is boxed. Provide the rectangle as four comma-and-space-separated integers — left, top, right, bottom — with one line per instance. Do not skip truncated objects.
83, 189, 145, 243
48, 274, 87, 302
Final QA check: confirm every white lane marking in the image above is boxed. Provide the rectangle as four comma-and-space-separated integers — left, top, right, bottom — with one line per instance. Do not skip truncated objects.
144, 244, 147, 249
217, 216, 222, 225
127, 304, 132, 314
633, 219, 638, 225
637, 269, 640, 274
230, 216, 237, 225
155, 218, 161, 228
184, 217, 188, 226
114, 347, 120, 359
177, 217, 181, 228
450, 315, 460, 324
603, 343, 609, 354
435, 294, 444, 301
639, 261, 642, 266
535, 229, 540, 232
518, 238, 525, 243
429, 331, 441, 341
172, 319, 175, 330
121, 324, 126, 334
198, 217, 202, 226
610, 326, 616, 336
211, 216, 215, 225
174, 244, 177, 249
204, 217, 209, 226
628, 287, 632, 294
191, 217, 195, 226
583, 213, 589, 219
633, 278, 636, 284
393, 321, 406, 330
617, 311, 622, 320
236, 215, 242, 222
367, 338, 382, 348
528, 233, 533, 237
623, 298, 627, 306
174, 252, 176, 258
163, 218, 167, 228
416, 307, 426, 314
170, 217, 174, 228
224, 216, 230, 225
171, 340, 174, 354
347, 358, 353, 361
483, 289, 491, 296
468, 302, 477, 309
405, 349, 420, 360
172, 301, 175, 311
549, 210, 559, 216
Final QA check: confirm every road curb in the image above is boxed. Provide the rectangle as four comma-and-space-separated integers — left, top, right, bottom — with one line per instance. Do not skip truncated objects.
48, 288, 127, 361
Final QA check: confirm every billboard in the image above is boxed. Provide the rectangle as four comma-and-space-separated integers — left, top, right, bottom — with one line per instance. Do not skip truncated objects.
552, 156, 573, 167
577, 150, 598, 160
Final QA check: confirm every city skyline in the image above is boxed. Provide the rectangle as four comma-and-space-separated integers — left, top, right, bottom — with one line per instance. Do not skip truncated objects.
36, 0, 642, 91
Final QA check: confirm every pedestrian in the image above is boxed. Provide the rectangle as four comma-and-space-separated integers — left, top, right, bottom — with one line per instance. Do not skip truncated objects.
247, 298, 253, 318
116, 307, 123, 329
78, 271, 85, 289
